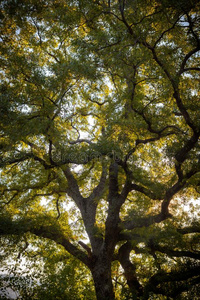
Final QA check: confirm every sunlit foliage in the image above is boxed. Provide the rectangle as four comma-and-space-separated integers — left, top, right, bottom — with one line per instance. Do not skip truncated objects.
0, 0, 200, 299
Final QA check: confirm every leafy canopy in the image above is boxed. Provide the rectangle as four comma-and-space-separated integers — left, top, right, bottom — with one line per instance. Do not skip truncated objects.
0, 0, 200, 299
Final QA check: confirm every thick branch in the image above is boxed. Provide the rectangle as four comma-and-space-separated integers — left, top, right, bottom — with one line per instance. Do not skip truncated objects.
173, 89, 198, 133
179, 47, 200, 75
144, 269, 200, 299
104, 162, 122, 255
177, 226, 200, 234
61, 166, 84, 209
121, 212, 170, 230
108, 161, 119, 200
179, 67, 200, 74
149, 265, 200, 286
175, 132, 200, 164
130, 183, 163, 200
0, 216, 90, 267
120, 179, 163, 203
161, 180, 185, 216
87, 163, 107, 202
118, 242, 143, 297
78, 241, 92, 258
63, 165, 107, 254
149, 243, 200, 260
0, 153, 33, 168
32, 226, 90, 266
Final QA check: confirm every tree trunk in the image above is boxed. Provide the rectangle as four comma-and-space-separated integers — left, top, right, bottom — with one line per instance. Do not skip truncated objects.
91, 254, 115, 300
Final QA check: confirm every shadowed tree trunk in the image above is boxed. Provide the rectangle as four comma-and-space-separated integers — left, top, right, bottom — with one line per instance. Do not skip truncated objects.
91, 253, 115, 300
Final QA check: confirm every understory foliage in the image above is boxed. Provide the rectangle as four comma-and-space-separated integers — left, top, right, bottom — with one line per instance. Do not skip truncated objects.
0, 0, 200, 299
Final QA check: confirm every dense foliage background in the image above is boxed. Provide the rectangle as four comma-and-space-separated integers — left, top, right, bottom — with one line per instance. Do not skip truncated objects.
0, 0, 200, 299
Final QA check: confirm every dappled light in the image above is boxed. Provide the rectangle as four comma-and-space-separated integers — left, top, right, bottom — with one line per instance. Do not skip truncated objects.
0, 0, 200, 299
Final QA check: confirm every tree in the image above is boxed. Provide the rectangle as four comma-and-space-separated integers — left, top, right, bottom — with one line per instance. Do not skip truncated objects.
0, 0, 200, 299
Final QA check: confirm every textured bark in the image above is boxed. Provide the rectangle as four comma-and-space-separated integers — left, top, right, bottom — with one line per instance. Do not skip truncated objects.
91, 253, 115, 300
118, 242, 143, 298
